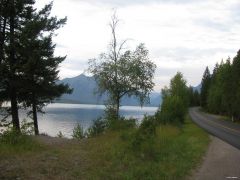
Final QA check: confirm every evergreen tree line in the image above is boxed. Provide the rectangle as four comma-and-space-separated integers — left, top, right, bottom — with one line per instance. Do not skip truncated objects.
200, 50, 240, 121
0, 0, 71, 135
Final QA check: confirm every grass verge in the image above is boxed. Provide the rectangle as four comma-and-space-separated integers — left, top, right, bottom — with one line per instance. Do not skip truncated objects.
0, 115, 209, 179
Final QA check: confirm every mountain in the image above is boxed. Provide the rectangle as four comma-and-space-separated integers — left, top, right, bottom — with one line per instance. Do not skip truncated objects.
193, 84, 202, 93
57, 74, 161, 107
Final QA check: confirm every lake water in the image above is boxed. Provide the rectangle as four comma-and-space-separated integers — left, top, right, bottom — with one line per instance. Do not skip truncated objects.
17, 103, 158, 138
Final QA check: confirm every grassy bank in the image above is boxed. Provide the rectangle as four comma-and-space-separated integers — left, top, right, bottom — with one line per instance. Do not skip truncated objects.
0, 115, 209, 179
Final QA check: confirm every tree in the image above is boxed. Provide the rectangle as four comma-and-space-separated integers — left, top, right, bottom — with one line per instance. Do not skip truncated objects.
88, 12, 156, 119
0, 0, 35, 131
0, 1, 71, 135
193, 89, 200, 106
169, 72, 189, 107
232, 50, 240, 120
189, 86, 200, 107
200, 67, 211, 108
17, 2, 71, 135
158, 72, 189, 124
206, 59, 234, 116
160, 95, 186, 124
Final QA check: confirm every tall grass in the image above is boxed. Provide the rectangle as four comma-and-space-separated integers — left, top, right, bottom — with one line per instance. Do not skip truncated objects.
82, 115, 209, 179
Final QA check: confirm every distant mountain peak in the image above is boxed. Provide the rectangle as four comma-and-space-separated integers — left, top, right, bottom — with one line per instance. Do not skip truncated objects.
58, 74, 162, 107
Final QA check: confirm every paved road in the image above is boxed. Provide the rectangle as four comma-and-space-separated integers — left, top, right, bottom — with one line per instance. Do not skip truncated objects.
190, 136, 240, 180
189, 107, 240, 150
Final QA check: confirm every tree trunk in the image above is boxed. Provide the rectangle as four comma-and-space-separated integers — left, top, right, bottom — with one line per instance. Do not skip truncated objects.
32, 94, 39, 135
116, 95, 120, 119
9, 0, 20, 132
0, 17, 6, 64
10, 87, 20, 131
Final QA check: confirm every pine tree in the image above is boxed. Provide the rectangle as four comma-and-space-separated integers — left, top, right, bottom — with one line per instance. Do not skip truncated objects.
232, 50, 240, 120
200, 67, 211, 109
18, 2, 71, 135
0, 0, 35, 131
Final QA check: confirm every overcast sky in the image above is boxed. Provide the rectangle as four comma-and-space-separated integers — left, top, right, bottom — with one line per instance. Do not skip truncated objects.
35, 0, 240, 91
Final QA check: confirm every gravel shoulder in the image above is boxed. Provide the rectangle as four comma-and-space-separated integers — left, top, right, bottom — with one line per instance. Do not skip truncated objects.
191, 136, 240, 180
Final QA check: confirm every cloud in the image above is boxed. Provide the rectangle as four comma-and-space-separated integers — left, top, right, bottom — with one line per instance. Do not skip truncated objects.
35, 0, 240, 91
73, 0, 213, 7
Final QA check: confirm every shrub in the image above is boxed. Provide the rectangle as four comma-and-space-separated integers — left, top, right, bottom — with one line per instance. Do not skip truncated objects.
108, 117, 137, 130
87, 118, 107, 138
57, 131, 64, 138
131, 115, 158, 160
72, 124, 84, 140
159, 95, 187, 124
21, 119, 34, 135
0, 127, 41, 152
0, 128, 22, 145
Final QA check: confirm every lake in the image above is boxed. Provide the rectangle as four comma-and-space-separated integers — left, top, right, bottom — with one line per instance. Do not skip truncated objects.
17, 103, 158, 138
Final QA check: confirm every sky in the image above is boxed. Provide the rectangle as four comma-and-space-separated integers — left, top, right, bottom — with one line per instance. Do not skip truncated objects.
35, 0, 240, 92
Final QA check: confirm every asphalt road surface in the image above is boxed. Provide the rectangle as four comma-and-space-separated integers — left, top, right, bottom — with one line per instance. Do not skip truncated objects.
189, 107, 240, 150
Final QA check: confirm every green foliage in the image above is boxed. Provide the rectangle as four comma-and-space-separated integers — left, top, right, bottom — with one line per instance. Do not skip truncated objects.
200, 67, 211, 108
0, 116, 209, 179
82, 116, 209, 179
0, 128, 42, 152
20, 119, 34, 135
231, 51, 240, 120
131, 115, 157, 159
160, 95, 187, 124
157, 72, 189, 124
72, 124, 84, 140
169, 72, 189, 107
189, 86, 200, 107
0, 0, 36, 131
0, 0, 71, 134
86, 109, 137, 138
18, 2, 71, 135
0, 128, 22, 145
107, 116, 137, 130
201, 50, 240, 121
87, 118, 107, 137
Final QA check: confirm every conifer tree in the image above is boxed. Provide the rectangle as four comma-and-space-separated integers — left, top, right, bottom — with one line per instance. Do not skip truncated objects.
0, 0, 35, 131
18, 2, 71, 135
200, 67, 211, 108
232, 50, 240, 120
0, 1, 71, 134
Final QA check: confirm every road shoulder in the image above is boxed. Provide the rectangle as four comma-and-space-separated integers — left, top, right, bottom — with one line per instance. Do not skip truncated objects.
190, 136, 240, 180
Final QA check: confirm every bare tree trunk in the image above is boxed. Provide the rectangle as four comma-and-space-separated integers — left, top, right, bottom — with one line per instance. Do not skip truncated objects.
111, 12, 120, 120
32, 93, 39, 135
10, 88, 20, 131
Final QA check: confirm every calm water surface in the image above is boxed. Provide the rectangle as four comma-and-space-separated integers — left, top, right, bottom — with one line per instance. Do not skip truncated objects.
19, 103, 158, 137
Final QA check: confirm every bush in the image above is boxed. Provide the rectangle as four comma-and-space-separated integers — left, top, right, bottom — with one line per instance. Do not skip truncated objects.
72, 124, 84, 140
21, 119, 34, 135
131, 115, 158, 160
159, 95, 187, 124
0, 127, 41, 152
57, 131, 64, 138
0, 128, 22, 145
87, 118, 107, 138
108, 116, 137, 130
